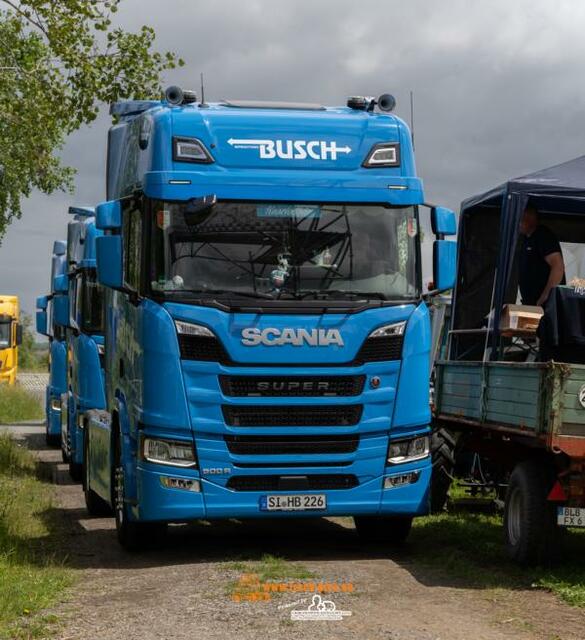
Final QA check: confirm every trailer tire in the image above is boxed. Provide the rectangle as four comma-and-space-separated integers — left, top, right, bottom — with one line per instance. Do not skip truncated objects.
83, 428, 112, 517
430, 427, 456, 512
112, 428, 167, 551
504, 460, 560, 566
354, 516, 413, 544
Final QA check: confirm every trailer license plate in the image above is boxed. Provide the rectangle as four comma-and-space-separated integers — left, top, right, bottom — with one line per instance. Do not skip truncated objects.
259, 494, 327, 511
557, 506, 585, 527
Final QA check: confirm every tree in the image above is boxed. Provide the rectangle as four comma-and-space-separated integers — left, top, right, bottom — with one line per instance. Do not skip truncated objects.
0, 0, 183, 238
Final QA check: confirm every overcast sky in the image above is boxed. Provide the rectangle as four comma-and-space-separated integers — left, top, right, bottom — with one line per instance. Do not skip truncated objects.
2, 0, 585, 320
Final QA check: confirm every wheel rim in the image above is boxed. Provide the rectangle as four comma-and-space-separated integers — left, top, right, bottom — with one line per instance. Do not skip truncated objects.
507, 486, 523, 546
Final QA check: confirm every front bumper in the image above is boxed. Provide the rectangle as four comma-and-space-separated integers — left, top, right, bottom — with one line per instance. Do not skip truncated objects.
134, 457, 431, 522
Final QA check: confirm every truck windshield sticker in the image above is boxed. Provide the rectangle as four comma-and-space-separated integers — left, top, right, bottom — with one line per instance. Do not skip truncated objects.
227, 138, 352, 161
257, 205, 320, 219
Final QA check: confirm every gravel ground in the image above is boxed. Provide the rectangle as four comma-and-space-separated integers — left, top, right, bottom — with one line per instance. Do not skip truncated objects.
6, 424, 585, 640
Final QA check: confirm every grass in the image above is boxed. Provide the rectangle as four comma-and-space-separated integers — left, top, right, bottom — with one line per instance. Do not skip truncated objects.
0, 386, 44, 424
410, 482, 585, 608
0, 432, 72, 639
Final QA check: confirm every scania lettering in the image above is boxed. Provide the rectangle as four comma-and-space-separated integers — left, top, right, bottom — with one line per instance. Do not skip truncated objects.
84, 89, 457, 550
241, 327, 344, 347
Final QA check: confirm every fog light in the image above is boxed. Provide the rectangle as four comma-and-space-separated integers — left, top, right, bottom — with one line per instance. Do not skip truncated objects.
384, 471, 421, 489
160, 476, 201, 492
77, 413, 85, 429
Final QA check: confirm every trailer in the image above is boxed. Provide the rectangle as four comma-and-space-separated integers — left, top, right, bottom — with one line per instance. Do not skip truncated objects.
434, 155, 585, 564
0, 295, 22, 385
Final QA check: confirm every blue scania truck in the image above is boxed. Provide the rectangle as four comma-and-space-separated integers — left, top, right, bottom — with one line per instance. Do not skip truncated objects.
60, 207, 107, 482
36, 240, 68, 447
85, 88, 457, 549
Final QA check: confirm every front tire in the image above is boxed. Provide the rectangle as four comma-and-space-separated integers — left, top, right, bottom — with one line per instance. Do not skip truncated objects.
46, 432, 60, 447
504, 460, 560, 565
430, 427, 456, 512
354, 515, 413, 544
113, 430, 166, 551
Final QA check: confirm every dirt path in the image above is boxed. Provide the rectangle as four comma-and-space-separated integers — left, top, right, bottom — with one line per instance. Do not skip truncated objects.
7, 424, 585, 640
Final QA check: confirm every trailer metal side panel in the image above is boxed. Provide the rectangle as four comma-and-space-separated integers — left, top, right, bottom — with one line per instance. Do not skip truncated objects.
436, 363, 482, 419
485, 365, 542, 430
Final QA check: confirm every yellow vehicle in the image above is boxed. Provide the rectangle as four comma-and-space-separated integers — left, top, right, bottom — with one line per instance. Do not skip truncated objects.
0, 295, 22, 385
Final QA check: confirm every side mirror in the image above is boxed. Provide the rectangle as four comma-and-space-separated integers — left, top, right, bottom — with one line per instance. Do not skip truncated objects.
53, 274, 68, 294
53, 295, 70, 328
52, 240, 67, 256
433, 240, 457, 292
15, 323, 23, 346
96, 235, 123, 289
431, 206, 457, 236
36, 297, 49, 335
96, 200, 122, 230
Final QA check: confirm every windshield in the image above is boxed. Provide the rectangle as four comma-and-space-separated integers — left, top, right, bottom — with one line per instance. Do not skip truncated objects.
148, 200, 420, 301
0, 321, 11, 349
80, 271, 105, 334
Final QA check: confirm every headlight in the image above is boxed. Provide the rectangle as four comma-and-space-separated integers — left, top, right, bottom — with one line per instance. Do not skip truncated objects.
387, 435, 429, 465
174, 320, 214, 337
142, 437, 197, 468
96, 343, 105, 355
172, 136, 214, 164
369, 321, 406, 339
363, 142, 400, 168
50, 398, 61, 412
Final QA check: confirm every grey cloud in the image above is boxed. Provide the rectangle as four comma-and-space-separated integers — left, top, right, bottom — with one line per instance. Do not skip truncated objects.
2, 0, 584, 318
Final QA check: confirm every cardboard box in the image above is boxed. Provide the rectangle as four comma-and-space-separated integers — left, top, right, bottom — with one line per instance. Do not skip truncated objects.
500, 304, 543, 333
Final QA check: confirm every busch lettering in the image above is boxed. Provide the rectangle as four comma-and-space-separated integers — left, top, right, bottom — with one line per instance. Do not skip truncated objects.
227, 138, 351, 161
241, 327, 344, 347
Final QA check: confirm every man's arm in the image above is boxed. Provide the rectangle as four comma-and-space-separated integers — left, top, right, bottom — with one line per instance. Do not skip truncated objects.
536, 252, 565, 306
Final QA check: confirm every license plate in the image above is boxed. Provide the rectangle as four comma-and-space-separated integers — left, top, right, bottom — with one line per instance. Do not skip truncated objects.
557, 506, 585, 527
259, 494, 327, 511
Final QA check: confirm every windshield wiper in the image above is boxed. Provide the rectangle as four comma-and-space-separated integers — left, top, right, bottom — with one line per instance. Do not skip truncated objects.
299, 289, 388, 300
170, 288, 275, 300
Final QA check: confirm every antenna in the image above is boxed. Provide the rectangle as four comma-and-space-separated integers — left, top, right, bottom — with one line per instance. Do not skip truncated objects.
200, 72, 208, 108
409, 90, 415, 150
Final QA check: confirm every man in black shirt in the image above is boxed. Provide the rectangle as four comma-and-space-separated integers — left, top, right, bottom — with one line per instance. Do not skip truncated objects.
518, 205, 566, 306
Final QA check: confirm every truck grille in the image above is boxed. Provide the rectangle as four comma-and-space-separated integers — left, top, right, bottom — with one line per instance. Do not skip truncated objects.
355, 335, 404, 363
219, 375, 365, 397
179, 334, 403, 365
226, 474, 359, 491
222, 405, 362, 427
178, 335, 229, 362
224, 434, 359, 455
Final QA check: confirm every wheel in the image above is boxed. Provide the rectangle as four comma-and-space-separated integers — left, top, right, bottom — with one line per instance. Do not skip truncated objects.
354, 515, 413, 544
69, 459, 83, 482
503, 460, 560, 565
46, 432, 60, 447
112, 430, 167, 551
83, 429, 113, 517
430, 427, 456, 513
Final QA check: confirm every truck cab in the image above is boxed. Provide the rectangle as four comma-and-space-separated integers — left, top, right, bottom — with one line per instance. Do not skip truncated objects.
86, 89, 456, 549
0, 295, 22, 386
62, 207, 106, 481
36, 240, 68, 446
